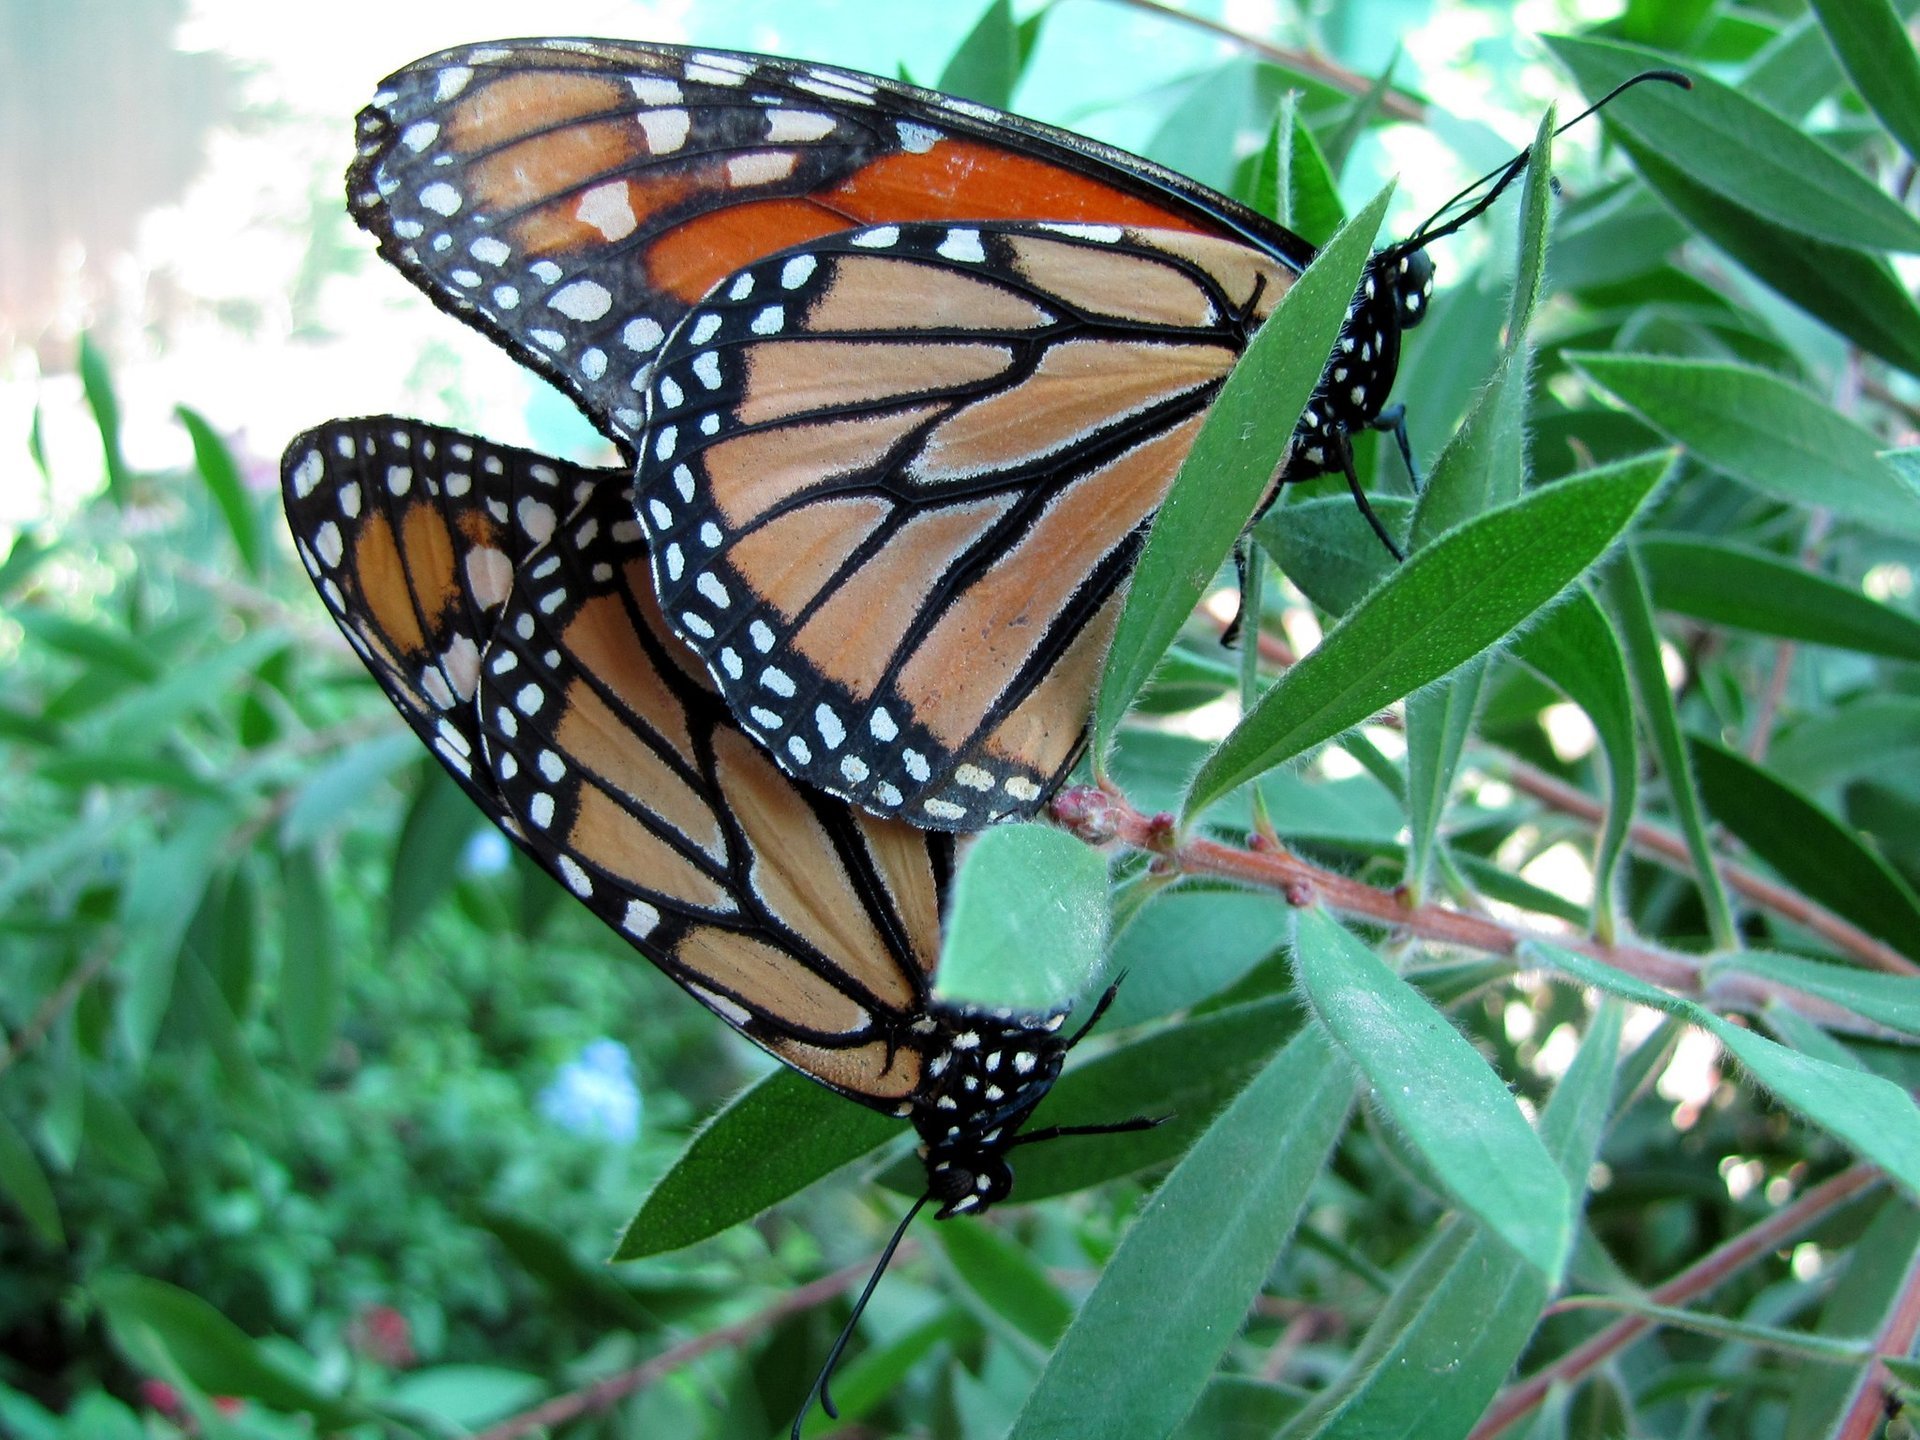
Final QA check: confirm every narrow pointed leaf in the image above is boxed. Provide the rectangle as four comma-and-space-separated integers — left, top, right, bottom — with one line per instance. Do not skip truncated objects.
1621, 139, 1920, 377
1095, 187, 1392, 761
1007, 1027, 1351, 1440
0, 1109, 63, 1248
1573, 354, 1920, 538
614, 1070, 895, 1260
1690, 735, 1920, 961
1547, 33, 1920, 252
1279, 998, 1623, 1440
177, 405, 263, 577
938, 1218, 1073, 1350
1529, 942, 1920, 1197
277, 847, 340, 1075
1638, 535, 1920, 659
1708, 951, 1920, 1037
1512, 587, 1638, 938
938, 0, 1024, 109
1187, 453, 1668, 820
1599, 551, 1739, 950
1294, 909, 1569, 1278
1807, 0, 1920, 166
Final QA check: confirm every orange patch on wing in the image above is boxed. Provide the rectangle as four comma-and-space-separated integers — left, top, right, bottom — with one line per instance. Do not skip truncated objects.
702, 405, 940, 527
977, 588, 1123, 776
567, 784, 732, 909
356, 511, 422, 654
737, 340, 1012, 426
627, 565, 718, 692
445, 70, 628, 152
646, 198, 853, 303
556, 681, 725, 858
1127, 230, 1297, 320
792, 494, 1017, 697
1008, 235, 1217, 327
828, 141, 1217, 234
895, 414, 1205, 748
674, 929, 874, 1036
853, 812, 943, 978
806, 256, 1055, 333
769, 1035, 922, 1099
559, 593, 698, 765
713, 731, 916, 1009
727, 495, 893, 621
913, 339, 1233, 483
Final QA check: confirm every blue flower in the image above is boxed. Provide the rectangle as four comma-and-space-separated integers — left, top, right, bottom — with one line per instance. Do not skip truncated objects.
539, 1038, 641, 1142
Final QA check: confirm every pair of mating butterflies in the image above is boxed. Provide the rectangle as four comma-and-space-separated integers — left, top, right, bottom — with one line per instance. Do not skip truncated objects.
284, 35, 1673, 1431
287, 34, 1455, 1215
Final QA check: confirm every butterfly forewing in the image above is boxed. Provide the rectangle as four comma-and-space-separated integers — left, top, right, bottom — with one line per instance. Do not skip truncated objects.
633, 220, 1297, 828
348, 39, 1310, 449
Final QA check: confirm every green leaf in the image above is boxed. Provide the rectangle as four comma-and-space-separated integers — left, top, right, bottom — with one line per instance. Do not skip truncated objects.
1546, 33, 1920, 252
476, 1210, 677, 1332
1637, 535, 1920, 658
92, 1274, 357, 1425
78, 333, 131, 506
0, 1109, 64, 1248
1280, 999, 1623, 1440
98, 628, 289, 744
613, 1069, 896, 1260
1772, 697, 1920, 792
1401, 665, 1486, 902
1408, 106, 1550, 549
1807, 0, 1920, 166
1105, 888, 1292, 1024
176, 405, 262, 577
974, 995, 1301, 1203
1620, 138, 1920, 377
1599, 550, 1740, 950
938, 1217, 1073, 1351
278, 731, 418, 849
1720, 952, 1920, 1044
1512, 587, 1639, 939
1257, 494, 1407, 619
277, 847, 340, 1075
388, 766, 481, 946
118, 804, 232, 1065
1187, 453, 1669, 821
14, 609, 162, 681
937, 824, 1108, 1012
1690, 736, 1920, 961
1529, 943, 1920, 1197
1784, 1195, 1920, 1438
1094, 187, 1393, 762
1572, 355, 1920, 539
80, 1079, 164, 1185
383, 1366, 545, 1427
1294, 909, 1569, 1278
937, 0, 1024, 109
1006, 1027, 1352, 1440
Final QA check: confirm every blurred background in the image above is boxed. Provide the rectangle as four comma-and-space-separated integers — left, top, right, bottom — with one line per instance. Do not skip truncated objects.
12, 1, 1917, 1437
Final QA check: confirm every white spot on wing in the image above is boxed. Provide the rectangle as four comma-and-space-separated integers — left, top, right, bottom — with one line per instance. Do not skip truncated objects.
575, 182, 637, 241
640, 109, 691, 153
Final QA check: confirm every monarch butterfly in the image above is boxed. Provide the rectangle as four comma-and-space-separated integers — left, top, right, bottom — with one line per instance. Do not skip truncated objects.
281, 416, 1158, 1427
339, 38, 1445, 829
347, 39, 1681, 831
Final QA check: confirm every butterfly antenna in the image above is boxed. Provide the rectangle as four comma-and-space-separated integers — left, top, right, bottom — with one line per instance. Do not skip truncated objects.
1404, 68, 1691, 249
792, 1193, 929, 1440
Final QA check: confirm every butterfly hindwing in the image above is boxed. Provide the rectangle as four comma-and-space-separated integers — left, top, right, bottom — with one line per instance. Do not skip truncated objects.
280, 416, 611, 804
347, 38, 1311, 450
631, 220, 1298, 828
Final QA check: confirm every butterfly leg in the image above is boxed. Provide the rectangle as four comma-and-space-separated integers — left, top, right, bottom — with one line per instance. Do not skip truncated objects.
1220, 537, 1251, 649
1333, 429, 1406, 563
1370, 404, 1421, 493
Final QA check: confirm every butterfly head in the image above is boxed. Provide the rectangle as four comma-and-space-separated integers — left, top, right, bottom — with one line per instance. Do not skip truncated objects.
1384, 245, 1436, 332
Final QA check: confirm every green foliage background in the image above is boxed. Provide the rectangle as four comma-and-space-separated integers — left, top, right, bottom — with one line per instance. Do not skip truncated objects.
6, 2, 1920, 1438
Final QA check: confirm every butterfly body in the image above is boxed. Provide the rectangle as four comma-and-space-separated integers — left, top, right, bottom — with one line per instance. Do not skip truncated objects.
348, 38, 1435, 828
282, 415, 1085, 1213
